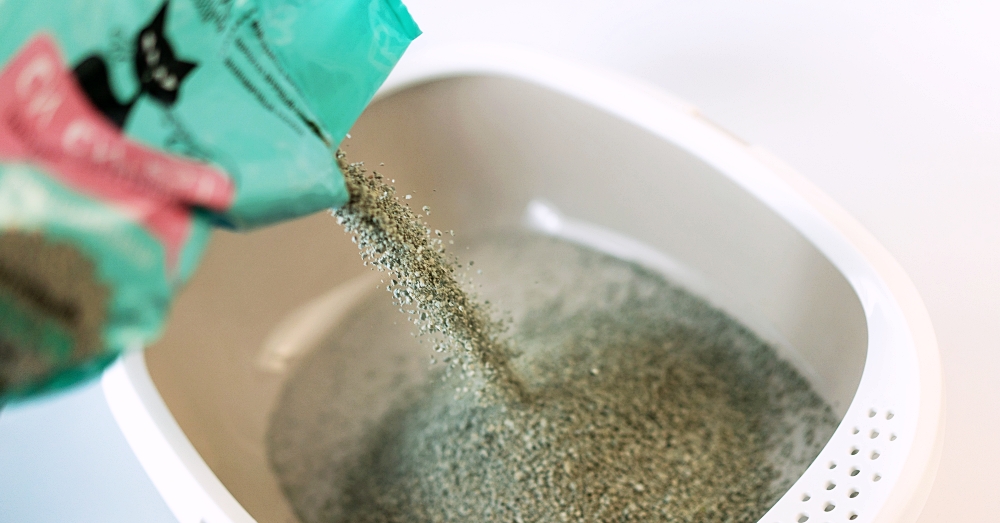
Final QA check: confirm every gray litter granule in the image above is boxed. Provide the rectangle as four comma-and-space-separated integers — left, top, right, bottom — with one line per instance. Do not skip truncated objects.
331, 151, 524, 401
267, 155, 836, 523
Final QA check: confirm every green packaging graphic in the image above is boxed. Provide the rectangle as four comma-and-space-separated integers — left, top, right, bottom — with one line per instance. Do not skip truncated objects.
0, 0, 419, 400
1, 0, 421, 228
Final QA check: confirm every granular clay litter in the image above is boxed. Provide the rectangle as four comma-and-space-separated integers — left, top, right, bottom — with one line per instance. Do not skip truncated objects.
329, 151, 524, 400
267, 155, 837, 523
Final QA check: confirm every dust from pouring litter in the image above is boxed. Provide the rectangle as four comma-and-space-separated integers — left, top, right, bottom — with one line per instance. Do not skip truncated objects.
267, 152, 837, 523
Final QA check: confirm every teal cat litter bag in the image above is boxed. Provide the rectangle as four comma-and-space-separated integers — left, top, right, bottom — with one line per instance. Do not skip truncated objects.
0, 0, 419, 399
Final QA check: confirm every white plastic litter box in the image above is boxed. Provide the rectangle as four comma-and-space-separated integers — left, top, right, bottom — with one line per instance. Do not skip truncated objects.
88, 46, 944, 523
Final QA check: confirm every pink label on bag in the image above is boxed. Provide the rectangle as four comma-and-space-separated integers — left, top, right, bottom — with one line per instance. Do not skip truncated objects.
0, 35, 236, 267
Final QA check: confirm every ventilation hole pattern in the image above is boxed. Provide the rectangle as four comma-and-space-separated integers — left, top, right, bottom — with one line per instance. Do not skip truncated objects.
784, 406, 901, 522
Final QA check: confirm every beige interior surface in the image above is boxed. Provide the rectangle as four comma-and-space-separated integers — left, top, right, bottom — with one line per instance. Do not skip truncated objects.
145, 75, 867, 523
145, 214, 365, 523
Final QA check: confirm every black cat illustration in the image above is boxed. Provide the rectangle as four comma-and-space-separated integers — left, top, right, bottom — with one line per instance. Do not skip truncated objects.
73, 0, 197, 128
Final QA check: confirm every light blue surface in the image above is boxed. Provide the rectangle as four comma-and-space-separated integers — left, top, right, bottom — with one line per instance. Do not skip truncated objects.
0, 377, 177, 523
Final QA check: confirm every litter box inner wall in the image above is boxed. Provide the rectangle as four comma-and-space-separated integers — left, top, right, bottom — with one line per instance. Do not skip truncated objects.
145, 214, 367, 523
347, 75, 867, 415
143, 73, 870, 521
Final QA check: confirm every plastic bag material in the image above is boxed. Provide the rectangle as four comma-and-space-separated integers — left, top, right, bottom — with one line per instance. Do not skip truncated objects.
0, 168, 208, 401
0, 0, 420, 229
0, 0, 419, 400
0, 36, 219, 400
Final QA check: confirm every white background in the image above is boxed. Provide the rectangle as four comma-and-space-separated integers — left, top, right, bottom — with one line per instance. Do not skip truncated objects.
400, 1, 1000, 520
